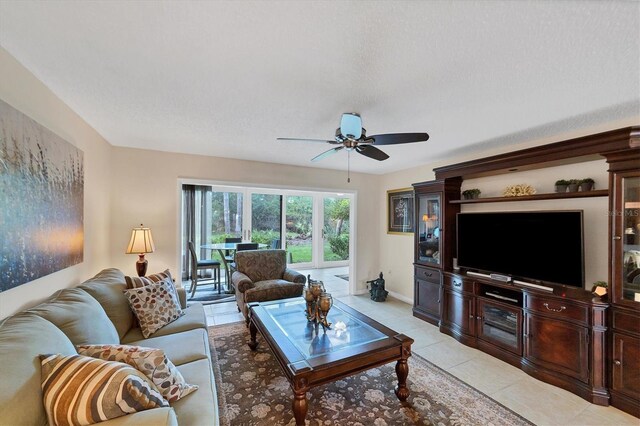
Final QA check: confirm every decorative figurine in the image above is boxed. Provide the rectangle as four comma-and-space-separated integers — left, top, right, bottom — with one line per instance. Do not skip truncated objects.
304, 275, 333, 330
368, 272, 388, 302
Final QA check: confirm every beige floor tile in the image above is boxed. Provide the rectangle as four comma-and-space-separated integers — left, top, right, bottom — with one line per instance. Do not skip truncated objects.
446, 356, 528, 395
214, 311, 244, 325
491, 378, 590, 425
413, 338, 482, 369
564, 402, 639, 426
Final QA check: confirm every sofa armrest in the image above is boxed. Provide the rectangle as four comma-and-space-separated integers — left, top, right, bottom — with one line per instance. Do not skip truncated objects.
283, 269, 306, 284
232, 271, 255, 293
176, 286, 187, 309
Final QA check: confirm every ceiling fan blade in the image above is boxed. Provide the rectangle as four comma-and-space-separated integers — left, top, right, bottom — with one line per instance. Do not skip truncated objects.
356, 145, 389, 161
365, 132, 429, 145
277, 137, 338, 144
311, 146, 344, 162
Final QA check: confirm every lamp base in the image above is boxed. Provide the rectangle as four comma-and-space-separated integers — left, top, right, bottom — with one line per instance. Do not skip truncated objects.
136, 254, 148, 277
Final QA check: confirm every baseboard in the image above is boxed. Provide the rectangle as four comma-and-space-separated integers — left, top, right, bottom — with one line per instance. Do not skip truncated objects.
387, 290, 413, 305
354, 289, 368, 296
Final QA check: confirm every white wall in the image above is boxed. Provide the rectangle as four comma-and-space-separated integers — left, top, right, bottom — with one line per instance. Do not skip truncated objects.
109, 147, 381, 293
0, 47, 113, 318
379, 123, 638, 302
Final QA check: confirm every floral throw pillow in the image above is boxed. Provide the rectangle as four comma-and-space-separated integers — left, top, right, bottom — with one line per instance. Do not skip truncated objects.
76, 344, 198, 402
123, 278, 185, 338
40, 353, 168, 426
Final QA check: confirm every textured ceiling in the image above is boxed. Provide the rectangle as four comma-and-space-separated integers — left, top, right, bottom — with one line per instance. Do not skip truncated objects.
0, 1, 638, 174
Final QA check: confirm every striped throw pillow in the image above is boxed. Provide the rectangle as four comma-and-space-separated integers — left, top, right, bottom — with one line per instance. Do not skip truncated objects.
77, 344, 198, 402
124, 269, 173, 289
40, 353, 168, 426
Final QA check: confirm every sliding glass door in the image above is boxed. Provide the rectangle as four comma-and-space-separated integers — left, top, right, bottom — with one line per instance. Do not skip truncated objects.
320, 195, 350, 267
182, 184, 352, 280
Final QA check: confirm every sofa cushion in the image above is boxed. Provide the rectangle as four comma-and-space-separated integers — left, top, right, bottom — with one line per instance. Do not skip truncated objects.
0, 313, 77, 426
98, 408, 178, 426
78, 268, 133, 339
172, 359, 218, 426
26, 287, 120, 345
123, 328, 210, 366
235, 249, 287, 283
121, 303, 206, 343
76, 344, 198, 402
123, 278, 185, 338
40, 353, 169, 426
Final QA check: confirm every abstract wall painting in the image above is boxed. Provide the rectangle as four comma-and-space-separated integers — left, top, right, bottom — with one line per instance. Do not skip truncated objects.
0, 99, 84, 292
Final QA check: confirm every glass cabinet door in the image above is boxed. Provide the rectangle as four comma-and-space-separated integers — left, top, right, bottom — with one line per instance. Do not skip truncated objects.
417, 193, 441, 266
621, 175, 640, 303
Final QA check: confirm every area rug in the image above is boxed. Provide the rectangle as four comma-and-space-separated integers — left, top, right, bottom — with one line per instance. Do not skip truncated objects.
335, 274, 349, 281
209, 322, 532, 426
183, 281, 235, 305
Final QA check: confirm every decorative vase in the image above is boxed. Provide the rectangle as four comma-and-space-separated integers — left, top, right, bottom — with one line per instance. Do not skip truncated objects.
555, 184, 568, 193
568, 183, 579, 192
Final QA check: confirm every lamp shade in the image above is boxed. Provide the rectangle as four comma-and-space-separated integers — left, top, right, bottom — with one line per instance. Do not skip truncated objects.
422, 214, 429, 222
125, 225, 155, 254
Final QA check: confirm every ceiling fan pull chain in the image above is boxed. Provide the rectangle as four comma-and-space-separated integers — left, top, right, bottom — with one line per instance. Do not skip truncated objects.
348, 150, 351, 183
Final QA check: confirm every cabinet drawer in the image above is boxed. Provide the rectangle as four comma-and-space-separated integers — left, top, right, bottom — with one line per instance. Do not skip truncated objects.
612, 309, 640, 336
444, 274, 474, 293
415, 266, 441, 284
525, 294, 588, 325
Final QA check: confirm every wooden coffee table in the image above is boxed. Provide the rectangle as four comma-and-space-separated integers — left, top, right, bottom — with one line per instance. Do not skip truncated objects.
247, 298, 414, 425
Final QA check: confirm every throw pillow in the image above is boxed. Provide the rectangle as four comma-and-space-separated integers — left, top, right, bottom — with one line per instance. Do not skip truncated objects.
40, 353, 168, 426
123, 278, 185, 338
125, 269, 173, 289
76, 344, 198, 402
124, 270, 181, 328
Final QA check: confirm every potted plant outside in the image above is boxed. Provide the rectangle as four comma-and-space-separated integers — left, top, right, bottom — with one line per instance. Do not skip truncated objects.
462, 188, 481, 200
580, 178, 595, 191
567, 179, 580, 192
555, 179, 569, 193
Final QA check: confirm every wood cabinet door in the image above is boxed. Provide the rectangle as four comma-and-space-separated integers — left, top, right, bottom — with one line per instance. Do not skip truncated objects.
415, 279, 441, 318
524, 312, 589, 383
612, 332, 640, 400
442, 289, 474, 337
476, 298, 522, 355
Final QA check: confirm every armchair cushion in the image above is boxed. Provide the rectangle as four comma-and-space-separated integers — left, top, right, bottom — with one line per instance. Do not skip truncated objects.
244, 280, 305, 304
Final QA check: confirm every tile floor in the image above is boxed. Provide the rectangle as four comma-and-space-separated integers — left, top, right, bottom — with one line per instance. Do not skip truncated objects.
203, 266, 638, 426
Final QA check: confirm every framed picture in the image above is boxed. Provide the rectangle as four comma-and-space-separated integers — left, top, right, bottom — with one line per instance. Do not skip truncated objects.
387, 188, 414, 234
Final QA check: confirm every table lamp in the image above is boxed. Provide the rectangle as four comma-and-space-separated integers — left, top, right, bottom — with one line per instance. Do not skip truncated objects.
125, 224, 155, 276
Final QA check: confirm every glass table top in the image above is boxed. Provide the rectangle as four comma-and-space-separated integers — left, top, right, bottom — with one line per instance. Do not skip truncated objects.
264, 299, 387, 359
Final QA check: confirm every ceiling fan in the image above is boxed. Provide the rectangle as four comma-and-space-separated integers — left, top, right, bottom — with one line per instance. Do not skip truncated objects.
277, 113, 429, 163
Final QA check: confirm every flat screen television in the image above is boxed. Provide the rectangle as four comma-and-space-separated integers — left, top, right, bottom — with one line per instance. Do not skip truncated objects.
456, 211, 584, 288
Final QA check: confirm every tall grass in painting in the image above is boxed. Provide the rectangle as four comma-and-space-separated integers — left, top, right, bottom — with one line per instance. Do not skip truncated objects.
0, 100, 83, 291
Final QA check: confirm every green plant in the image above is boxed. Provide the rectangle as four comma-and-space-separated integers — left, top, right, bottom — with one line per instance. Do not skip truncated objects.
462, 188, 481, 196
592, 280, 608, 288
555, 179, 570, 185
581, 178, 595, 184
569, 179, 580, 184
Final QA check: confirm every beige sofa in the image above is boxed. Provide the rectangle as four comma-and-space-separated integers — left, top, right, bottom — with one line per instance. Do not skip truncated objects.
0, 268, 218, 426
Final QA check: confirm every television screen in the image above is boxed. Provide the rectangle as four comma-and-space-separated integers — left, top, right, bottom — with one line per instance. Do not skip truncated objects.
457, 211, 584, 288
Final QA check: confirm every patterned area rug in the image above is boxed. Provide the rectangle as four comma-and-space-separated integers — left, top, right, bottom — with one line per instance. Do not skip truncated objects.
209, 322, 532, 426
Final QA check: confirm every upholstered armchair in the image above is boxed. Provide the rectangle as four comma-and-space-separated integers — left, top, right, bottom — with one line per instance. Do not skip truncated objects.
232, 249, 306, 321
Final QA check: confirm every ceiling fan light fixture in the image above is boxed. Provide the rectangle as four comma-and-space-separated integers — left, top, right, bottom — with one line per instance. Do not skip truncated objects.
340, 113, 362, 139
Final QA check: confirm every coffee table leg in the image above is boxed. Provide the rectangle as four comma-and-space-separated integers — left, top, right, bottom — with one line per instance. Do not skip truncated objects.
248, 320, 258, 351
292, 390, 307, 425
394, 359, 410, 401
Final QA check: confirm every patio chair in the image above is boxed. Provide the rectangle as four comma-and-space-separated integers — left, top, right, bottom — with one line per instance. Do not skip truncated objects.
188, 241, 221, 298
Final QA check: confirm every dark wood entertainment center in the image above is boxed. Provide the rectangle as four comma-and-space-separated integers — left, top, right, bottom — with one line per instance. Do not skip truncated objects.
412, 126, 640, 417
